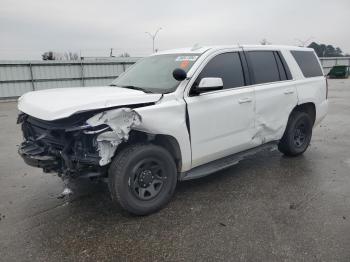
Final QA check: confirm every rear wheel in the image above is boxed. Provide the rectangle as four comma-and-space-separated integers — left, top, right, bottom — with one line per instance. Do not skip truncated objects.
108, 143, 177, 215
278, 111, 313, 156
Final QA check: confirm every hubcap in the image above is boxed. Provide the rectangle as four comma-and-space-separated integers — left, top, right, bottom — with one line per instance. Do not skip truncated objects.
138, 170, 153, 187
130, 159, 167, 200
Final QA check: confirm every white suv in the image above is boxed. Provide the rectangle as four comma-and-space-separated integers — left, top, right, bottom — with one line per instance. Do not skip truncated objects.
17, 45, 328, 215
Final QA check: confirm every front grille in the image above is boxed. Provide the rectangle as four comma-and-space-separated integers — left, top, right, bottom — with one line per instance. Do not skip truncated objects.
23, 120, 65, 150
36, 126, 63, 149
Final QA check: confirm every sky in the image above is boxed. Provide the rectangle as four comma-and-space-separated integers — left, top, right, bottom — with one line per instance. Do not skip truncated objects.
0, 0, 349, 60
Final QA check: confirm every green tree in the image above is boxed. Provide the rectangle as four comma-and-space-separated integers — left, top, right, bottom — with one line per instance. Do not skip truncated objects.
308, 42, 343, 57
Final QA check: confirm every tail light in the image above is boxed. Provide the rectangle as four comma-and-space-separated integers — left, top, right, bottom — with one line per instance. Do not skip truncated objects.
325, 76, 328, 99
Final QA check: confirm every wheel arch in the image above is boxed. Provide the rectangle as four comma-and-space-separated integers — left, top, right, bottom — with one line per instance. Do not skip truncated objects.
292, 102, 316, 125
117, 130, 182, 172
279, 102, 314, 156
153, 134, 182, 172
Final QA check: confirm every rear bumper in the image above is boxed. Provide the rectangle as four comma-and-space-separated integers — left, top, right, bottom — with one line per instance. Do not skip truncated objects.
315, 100, 328, 125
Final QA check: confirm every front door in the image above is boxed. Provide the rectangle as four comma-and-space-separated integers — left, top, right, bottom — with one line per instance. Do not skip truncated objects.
185, 52, 256, 168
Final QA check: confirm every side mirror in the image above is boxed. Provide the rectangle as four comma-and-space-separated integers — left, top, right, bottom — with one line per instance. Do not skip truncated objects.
194, 77, 223, 94
172, 68, 187, 81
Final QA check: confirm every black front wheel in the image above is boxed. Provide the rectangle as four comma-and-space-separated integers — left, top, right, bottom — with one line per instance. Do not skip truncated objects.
278, 111, 313, 156
108, 143, 177, 215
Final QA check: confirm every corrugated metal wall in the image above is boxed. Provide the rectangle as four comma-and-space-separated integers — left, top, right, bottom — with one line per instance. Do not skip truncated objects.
0, 58, 139, 98
319, 57, 350, 75
1, 56, 347, 98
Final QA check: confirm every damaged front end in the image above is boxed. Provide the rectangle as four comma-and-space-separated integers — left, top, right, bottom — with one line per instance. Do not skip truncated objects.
17, 108, 141, 179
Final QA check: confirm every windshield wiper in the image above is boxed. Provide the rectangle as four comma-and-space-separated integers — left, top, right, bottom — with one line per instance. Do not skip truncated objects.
109, 84, 152, 93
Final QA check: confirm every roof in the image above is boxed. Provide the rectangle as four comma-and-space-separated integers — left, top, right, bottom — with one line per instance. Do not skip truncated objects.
154, 45, 312, 55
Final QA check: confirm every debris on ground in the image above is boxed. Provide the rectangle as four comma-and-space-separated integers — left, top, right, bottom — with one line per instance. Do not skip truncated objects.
57, 187, 73, 199
289, 203, 297, 210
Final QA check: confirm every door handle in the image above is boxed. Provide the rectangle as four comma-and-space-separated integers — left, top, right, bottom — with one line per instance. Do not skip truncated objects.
238, 97, 253, 104
284, 89, 294, 95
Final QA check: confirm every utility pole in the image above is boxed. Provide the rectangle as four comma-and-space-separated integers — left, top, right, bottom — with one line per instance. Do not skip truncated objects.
145, 27, 162, 53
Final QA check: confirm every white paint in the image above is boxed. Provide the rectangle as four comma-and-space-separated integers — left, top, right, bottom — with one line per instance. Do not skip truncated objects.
252, 80, 298, 144
197, 77, 223, 89
134, 94, 192, 171
185, 86, 255, 168
17, 45, 328, 173
18, 86, 162, 121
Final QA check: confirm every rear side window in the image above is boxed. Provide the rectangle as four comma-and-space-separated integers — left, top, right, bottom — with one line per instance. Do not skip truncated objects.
195, 52, 245, 90
291, 51, 323, 78
247, 51, 280, 84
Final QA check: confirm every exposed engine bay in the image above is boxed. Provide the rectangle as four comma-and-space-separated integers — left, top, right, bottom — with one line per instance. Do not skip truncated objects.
17, 107, 142, 179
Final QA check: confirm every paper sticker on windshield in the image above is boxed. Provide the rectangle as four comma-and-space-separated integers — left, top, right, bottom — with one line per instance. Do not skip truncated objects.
175, 56, 198, 62
180, 60, 190, 69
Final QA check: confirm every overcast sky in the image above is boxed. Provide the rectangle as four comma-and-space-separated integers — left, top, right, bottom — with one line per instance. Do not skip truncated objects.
0, 0, 349, 60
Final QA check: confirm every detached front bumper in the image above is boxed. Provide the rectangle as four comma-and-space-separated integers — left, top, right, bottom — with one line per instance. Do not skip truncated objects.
18, 138, 103, 176
18, 141, 59, 172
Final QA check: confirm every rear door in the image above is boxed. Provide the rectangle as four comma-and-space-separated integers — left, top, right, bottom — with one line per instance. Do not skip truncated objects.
185, 51, 256, 168
289, 50, 327, 124
244, 49, 298, 143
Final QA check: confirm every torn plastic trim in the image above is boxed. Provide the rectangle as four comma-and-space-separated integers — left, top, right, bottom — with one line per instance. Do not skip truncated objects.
86, 108, 142, 166
83, 126, 110, 134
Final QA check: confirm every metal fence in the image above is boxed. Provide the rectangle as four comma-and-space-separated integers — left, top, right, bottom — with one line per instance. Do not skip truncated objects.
1, 56, 349, 99
0, 58, 139, 99
319, 57, 350, 75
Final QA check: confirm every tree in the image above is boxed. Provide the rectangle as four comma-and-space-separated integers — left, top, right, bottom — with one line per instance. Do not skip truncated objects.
63, 52, 79, 60
119, 52, 130, 57
308, 42, 344, 57
42, 51, 55, 60
260, 38, 271, 45
42, 51, 79, 60
335, 47, 342, 56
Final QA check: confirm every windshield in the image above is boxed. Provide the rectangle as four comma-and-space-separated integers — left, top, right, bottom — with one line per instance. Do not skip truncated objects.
111, 54, 200, 93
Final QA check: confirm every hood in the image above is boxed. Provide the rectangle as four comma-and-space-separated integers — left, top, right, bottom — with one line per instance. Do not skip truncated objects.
18, 86, 162, 121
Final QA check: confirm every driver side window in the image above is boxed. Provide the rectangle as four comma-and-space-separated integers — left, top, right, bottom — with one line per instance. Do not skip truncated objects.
193, 52, 246, 91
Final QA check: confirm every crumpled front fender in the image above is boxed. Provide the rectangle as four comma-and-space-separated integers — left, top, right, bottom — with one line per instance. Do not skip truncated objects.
86, 108, 141, 166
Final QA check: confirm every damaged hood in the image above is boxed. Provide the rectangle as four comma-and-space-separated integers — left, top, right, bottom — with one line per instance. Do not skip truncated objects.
18, 86, 162, 121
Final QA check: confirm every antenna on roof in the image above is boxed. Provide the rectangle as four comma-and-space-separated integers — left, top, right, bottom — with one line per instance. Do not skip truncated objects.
191, 43, 202, 51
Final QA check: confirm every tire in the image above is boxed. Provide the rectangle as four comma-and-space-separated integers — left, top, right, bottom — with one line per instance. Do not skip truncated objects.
278, 111, 313, 156
108, 143, 177, 215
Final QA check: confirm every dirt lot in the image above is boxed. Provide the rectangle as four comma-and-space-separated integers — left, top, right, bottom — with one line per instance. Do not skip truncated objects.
0, 79, 349, 262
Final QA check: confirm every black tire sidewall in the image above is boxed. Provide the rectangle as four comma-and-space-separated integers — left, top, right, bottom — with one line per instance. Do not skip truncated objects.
110, 144, 177, 215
